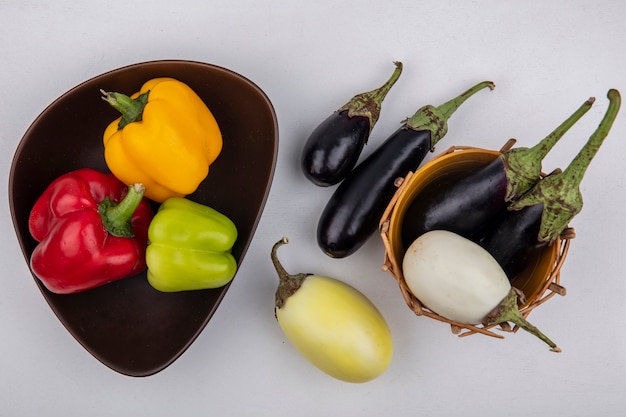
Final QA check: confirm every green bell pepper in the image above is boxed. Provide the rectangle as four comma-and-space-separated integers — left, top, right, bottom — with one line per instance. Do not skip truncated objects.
146, 197, 238, 292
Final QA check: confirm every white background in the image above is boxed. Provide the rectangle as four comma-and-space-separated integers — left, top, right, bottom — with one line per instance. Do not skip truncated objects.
2, 1, 626, 416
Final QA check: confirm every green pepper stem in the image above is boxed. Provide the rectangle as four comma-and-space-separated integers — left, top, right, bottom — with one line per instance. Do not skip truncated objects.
271, 237, 311, 312
501, 97, 595, 201
404, 81, 495, 148
510, 89, 621, 243
337, 61, 403, 134
99, 183, 146, 238
483, 288, 561, 352
101, 89, 150, 130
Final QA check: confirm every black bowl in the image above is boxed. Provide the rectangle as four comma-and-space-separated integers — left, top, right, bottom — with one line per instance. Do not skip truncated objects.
9, 60, 278, 376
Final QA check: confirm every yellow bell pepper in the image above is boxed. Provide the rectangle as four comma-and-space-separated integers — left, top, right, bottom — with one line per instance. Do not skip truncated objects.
101, 77, 223, 202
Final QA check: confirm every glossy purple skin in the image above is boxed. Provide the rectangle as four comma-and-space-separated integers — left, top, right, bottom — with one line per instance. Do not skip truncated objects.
301, 110, 370, 187
318, 126, 432, 258
401, 156, 508, 250
477, 203, 546, 280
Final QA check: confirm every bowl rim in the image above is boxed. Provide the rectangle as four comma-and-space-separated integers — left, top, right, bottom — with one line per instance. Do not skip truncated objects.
8, 59, 279, 376
9, 58, 279, 204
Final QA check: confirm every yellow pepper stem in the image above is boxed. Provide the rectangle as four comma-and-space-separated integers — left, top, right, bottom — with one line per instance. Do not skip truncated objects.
100, 89, 150, 129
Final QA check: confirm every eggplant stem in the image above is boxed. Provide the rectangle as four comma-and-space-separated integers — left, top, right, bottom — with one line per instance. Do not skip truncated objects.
404, 81, 495, 148
501, 96, 595, 202
366, 61, 404, 107
337, 61, 403, 132
509, 89, 622, 243
483, 288, 560, 352
531, 97, 596, 161
560, 90, 621, 190
437, 81, 496, 121
271, 237, 290, 278
271, 237, 310, 311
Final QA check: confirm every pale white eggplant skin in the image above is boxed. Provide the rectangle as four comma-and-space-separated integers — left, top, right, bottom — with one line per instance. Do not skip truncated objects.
276, 276, 393, 383
402, 230, 511, 325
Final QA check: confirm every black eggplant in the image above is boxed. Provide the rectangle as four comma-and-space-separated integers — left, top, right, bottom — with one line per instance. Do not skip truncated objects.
301, 62, 403, 187
401, 96, 595, 250
480, 89, 621, 278
317, 80, 495, 258
477, 202, 548, 279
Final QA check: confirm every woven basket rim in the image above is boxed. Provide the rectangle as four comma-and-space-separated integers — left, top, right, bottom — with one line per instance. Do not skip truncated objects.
378, 142, 573, 339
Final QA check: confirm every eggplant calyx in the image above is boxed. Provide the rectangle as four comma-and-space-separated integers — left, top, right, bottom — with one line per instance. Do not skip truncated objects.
509, 89, 621, 244
403, 81, 495, 148
501, 97, 595, 202
337, 61, 403, 135
271, 237, 311, 312
483, 288, 561, 352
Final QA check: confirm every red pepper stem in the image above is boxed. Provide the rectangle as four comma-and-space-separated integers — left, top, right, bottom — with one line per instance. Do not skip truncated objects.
100, 184, 146, 238
100, 89, 150, 129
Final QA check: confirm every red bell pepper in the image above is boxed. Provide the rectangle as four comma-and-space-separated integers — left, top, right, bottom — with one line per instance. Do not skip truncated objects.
28, 168, 154, 294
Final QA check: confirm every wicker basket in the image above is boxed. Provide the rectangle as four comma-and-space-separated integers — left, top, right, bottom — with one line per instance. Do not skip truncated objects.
379, 141, 573, 339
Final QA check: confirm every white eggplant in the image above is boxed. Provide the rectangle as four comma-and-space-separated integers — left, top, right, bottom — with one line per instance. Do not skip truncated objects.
402, 230, 560, 351
271, 237, 393, 383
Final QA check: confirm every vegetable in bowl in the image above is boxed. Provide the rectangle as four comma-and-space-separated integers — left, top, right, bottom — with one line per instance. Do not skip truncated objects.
9, 60, 278, 376
28, 168, 153, 294
101, 77, 224, 203
477, 89, 621, 278
402, 96, 595, 247
402, 230, 560, 351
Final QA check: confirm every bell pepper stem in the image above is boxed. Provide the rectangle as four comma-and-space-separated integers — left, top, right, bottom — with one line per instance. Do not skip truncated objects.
501, 96, 595, 201
337, 61, 403, 134
101, 89, 150, 129
271, 237, 311, 311
404, 81, 495, 148
99, 183, 146, 238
